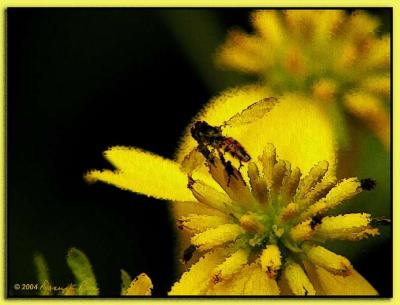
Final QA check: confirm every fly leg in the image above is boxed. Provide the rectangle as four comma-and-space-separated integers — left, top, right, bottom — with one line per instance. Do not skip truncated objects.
198, 142, 215, 165
218, 151, 237, 187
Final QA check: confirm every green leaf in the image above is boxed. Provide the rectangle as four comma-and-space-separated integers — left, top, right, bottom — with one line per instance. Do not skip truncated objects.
120, 269, 132, 295
66, 248, 99, 295
33, 252, 51, 296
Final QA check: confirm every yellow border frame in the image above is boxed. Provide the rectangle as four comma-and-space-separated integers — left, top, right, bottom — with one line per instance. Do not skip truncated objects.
1, 0, 397, 304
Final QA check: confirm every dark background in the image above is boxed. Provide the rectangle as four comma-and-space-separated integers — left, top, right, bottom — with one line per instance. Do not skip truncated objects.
7, 8, 392, 297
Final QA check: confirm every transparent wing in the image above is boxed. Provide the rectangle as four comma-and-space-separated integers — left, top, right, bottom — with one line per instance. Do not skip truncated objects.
180, 147, 206, 175
223, 97, 279, 127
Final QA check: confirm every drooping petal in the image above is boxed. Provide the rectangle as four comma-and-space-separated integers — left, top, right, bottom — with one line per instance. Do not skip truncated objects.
125, 273, 153, 296
303, 260, 378, 295
169, 248, 227, 295
208, 263, 280, 295
279, 261, 316, 296
86, 147, 195, 202
303, 245, 352, 276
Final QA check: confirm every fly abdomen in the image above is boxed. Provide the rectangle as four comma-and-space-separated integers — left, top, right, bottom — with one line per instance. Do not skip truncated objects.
223, 138, 251, 162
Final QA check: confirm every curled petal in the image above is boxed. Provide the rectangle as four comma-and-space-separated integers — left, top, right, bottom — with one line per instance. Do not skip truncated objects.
279, 261, 316, 296
303, 260, 378, 295
169, 248, 227, 295
208, 263, 280, 295
211, 249, 249, 283
303, 245, 353, 276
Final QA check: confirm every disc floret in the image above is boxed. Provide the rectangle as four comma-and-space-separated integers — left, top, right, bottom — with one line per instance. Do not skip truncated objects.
173, 143, 379, 295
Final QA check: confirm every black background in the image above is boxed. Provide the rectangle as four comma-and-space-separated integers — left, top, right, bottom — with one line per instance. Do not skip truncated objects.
7, 8, 392, 297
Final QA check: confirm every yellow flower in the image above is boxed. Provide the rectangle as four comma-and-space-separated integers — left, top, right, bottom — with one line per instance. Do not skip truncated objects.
216, 10, 390, 149
86, 89, 382, 295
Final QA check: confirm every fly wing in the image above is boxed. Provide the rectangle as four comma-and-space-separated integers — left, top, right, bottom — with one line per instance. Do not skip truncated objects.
180, 147, 206, 175
223, 97, 278, 127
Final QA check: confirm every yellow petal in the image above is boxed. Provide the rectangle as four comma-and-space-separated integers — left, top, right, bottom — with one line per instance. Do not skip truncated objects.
188, 178, 235, 214
296, 160, 329, 202
312, 79, 337, 103
290, 219, 315, 241
281, 167, 301, 204
169, 248, 227, 295
303, 260, 378, 295
216, 29, 273, 74
211, 248, 249, 283
302, 176, 337, 206
315, 213, 379, 240
86, 146, 195, 201
208, 156, 255, 208
362, 75, 390, 98
247, 162, 269, 205
251, 10, 284, 46
280, 261, 316, 296
344, 91, 390, 149
208, 263, 280, 295
259, 143, 277, 191
303, 244, 352, 276
260, 244, 281, 278
363, 35, 390, 69
280, 202, 299, 222
125, 273, 153, 296
191, 224, 244, 251
62, 284, 76, 296
239, 213, 264, 234
300, 178, 361, 220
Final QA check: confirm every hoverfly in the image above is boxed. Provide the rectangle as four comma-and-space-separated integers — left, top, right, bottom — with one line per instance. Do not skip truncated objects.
181, 97, 279, 175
